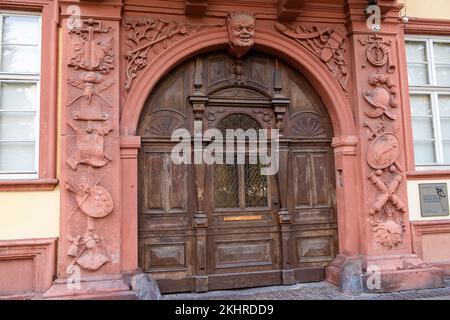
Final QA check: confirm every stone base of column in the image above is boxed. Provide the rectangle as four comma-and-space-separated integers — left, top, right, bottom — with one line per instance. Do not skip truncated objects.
41, 274, 137, 300
326, 253, 445, 294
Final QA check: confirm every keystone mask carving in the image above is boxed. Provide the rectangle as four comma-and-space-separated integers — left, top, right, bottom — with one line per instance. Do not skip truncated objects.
227, 11, 255, 59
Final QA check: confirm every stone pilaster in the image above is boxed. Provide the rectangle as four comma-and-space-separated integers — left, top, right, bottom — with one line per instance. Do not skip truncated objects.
338, 0, 444, 293
44, 1, 135, 299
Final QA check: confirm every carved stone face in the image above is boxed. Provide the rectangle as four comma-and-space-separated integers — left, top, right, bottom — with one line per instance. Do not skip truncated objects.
227, 12, 255, 58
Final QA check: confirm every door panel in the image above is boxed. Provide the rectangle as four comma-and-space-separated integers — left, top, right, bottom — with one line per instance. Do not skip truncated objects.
137, 51, 338, 293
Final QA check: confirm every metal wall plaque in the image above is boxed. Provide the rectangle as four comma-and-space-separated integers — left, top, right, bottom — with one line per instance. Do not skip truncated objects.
419, 183, 449, 217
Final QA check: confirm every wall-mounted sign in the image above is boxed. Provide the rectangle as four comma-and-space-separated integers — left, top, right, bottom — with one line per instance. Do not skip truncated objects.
419, 183, 449, 217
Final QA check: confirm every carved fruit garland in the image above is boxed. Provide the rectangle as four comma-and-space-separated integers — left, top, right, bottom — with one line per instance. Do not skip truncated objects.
65, 19, 116, 271
360, 35, 406, 250
124, 17, 223, 92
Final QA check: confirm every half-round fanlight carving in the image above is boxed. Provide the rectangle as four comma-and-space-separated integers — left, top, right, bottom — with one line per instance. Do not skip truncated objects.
143, 112, 184, 137
290, 116, 327, 138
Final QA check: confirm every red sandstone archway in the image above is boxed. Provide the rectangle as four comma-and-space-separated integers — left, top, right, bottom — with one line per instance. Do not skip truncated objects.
119, 28, 361, 275
120, 29, 356, 137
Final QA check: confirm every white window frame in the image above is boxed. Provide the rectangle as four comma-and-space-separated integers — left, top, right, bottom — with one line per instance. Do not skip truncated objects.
406, 35, 450, 171
0, 10, 42, 180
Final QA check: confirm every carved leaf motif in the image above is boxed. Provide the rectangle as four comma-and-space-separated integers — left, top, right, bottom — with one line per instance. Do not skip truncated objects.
290, 117, 327, 137
124, 17, 223, 92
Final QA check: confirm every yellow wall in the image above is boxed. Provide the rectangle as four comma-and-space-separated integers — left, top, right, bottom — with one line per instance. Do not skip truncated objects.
0, 29, 62, 242
399, 0, 450, 20
407, 180, 450, 221
0, 188, 60, 240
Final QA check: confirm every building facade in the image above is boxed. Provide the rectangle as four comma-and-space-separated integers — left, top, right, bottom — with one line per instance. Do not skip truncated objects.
0, 0, 449, 299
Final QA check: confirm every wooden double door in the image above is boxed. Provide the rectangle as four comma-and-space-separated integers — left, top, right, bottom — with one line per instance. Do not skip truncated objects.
137, 51, 338, 293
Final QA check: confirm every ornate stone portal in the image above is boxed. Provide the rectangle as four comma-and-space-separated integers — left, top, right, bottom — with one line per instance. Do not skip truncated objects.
42, 1, 444, 299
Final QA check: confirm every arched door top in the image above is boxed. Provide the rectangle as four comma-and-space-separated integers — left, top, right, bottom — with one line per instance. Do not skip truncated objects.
121, 28, 356, 139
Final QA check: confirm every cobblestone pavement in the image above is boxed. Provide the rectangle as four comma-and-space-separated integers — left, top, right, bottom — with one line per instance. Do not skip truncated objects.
163, 278, 450, 300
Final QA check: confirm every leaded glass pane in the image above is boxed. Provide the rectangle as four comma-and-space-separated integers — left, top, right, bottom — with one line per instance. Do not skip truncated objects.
245, 158, 268, 207
214, 162, 239, 208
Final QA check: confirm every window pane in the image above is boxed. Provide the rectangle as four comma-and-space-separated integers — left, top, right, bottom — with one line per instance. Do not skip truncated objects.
414, 141, 436, 164
438, 95, 450, 116
406, 41, 427, 62
443, 141, 450, 164
0, 112, 36, 140
214, 163, 239, 208
436, 64, 450, 86
440, 118, 450, 140
410, 94, 432, 116
245, 159, 268, 208
0, 82, 38, 110
434, 42, 450, 64
407, 63, 429, 85
2, 15, 40, 45
1, 45, 39, 73
412, 117, 434, 140
0, 141, 35, 172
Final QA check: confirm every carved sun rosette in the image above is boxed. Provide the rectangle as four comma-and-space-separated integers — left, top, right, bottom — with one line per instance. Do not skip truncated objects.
275, 23, 349, 94
124, 17, 223, 92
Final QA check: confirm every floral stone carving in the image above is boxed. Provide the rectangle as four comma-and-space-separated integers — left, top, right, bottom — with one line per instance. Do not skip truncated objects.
227, 11, 256, 59
124, 17, 222, 91
275, 23, 349, 93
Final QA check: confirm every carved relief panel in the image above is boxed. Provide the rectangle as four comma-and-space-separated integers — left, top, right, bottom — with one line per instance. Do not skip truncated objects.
359, 35, 408, 251
275, 23, 349, 94
123, 17, 223, 92
61, 18, 120, 275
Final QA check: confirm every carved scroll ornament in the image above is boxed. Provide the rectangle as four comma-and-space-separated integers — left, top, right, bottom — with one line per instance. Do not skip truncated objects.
275, 23, 349, 93
124, 17, 222, 91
